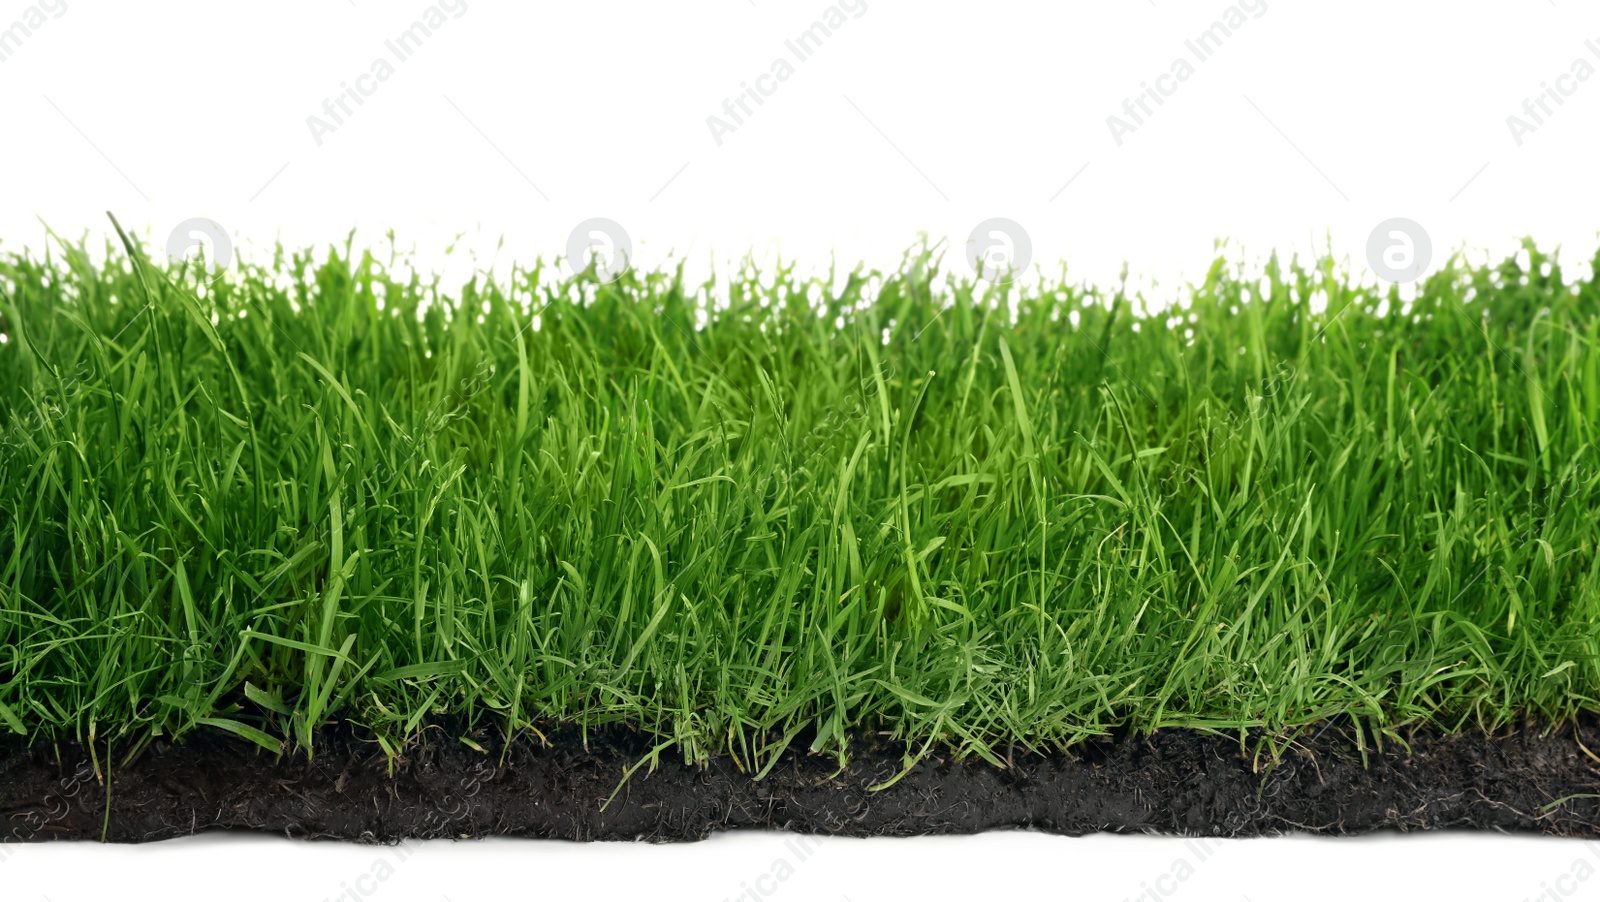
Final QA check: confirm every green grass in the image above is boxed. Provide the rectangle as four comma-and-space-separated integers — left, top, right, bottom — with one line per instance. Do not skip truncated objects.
3, 224, 1600, 771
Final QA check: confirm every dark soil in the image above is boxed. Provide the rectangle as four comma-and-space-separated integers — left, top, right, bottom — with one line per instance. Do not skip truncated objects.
4, 717, 1600, 843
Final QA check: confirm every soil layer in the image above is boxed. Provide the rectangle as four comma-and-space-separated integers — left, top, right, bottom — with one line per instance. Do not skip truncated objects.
5, 718, 1600, 843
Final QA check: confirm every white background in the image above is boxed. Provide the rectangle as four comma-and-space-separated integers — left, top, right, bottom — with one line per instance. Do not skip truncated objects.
4, 1, 1600, 899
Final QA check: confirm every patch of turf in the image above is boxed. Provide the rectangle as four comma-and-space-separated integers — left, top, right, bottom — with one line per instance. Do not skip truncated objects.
2, 227, 1598, 771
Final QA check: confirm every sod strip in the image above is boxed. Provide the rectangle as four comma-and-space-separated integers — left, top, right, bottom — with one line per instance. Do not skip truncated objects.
3, 230, 1600, 839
